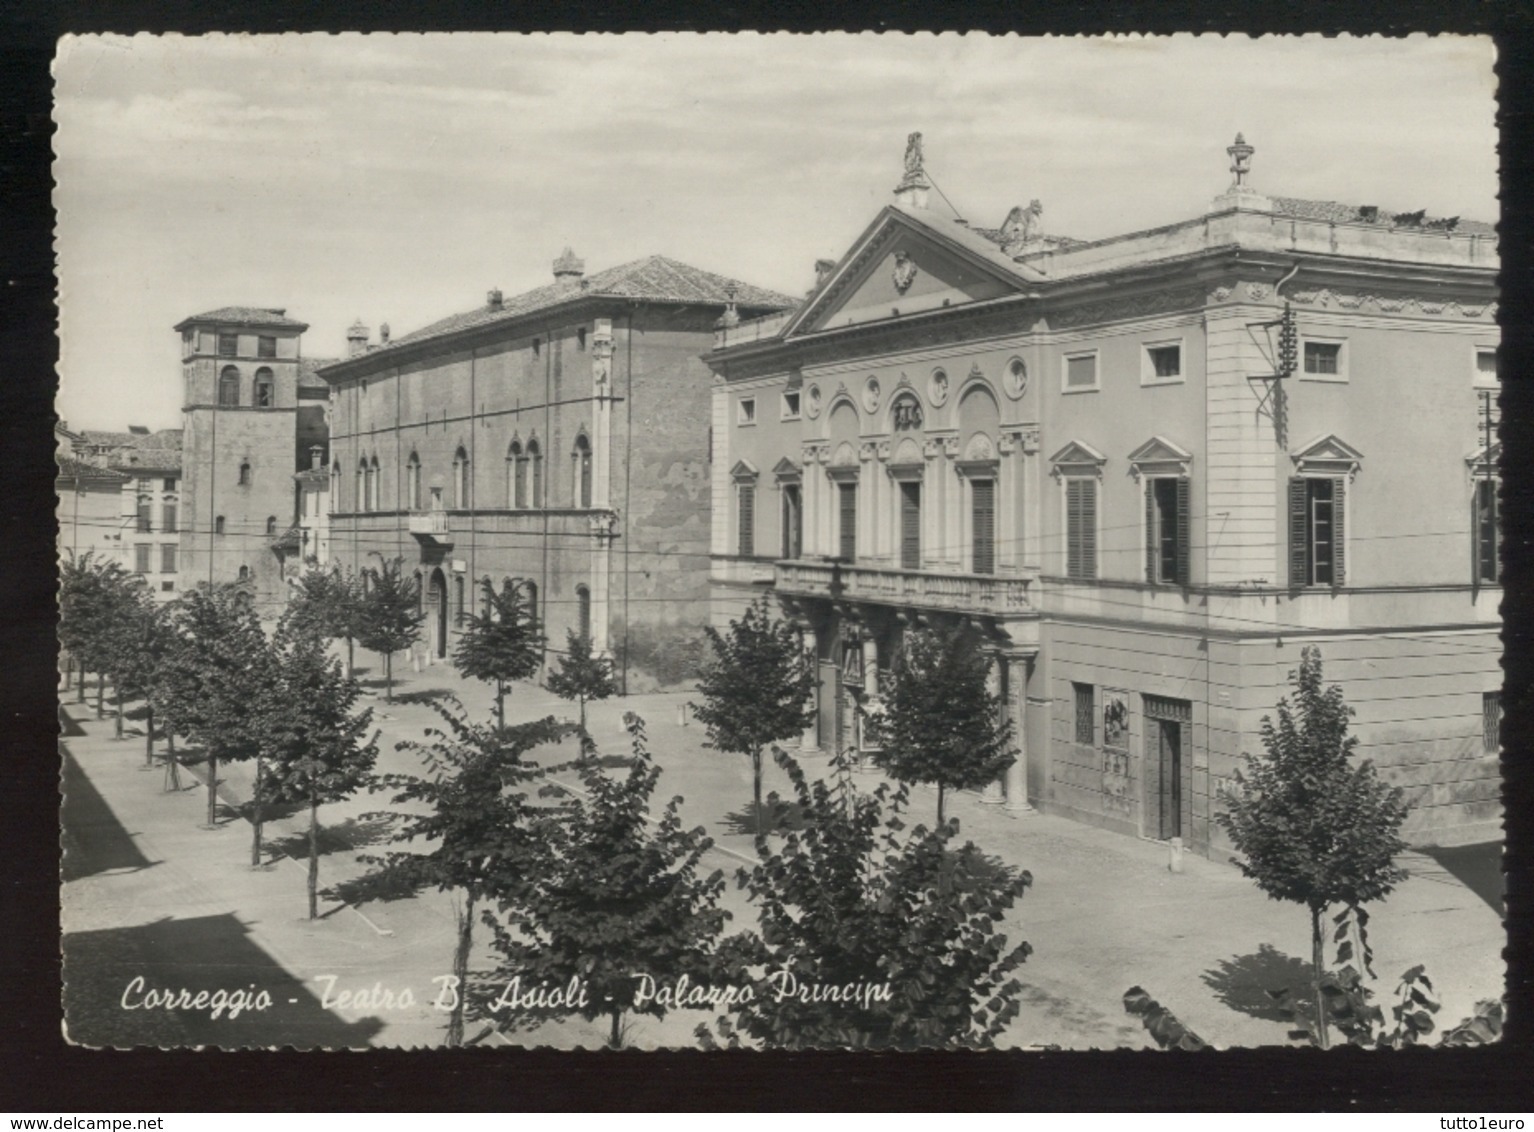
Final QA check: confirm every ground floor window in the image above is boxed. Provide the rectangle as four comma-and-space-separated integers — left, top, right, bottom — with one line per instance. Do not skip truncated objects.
1484, 691, 1502, 752
1073, 682, 1095, 745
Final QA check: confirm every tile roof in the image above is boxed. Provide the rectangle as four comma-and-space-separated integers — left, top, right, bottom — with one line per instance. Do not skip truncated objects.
112, 448, 181, 472
78, 430, 139, 449
1271, 196, 1495, 236
299, 357, 338, 391
57, 456, 129, 482
175, 306, 309, 331
372, 256, 799, 354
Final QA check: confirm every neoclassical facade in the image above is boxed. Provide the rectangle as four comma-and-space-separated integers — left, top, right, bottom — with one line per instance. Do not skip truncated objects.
709, 134, 1501, 853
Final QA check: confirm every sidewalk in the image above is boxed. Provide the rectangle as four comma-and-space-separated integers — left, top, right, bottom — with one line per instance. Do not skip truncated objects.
59, 648, 1506, 1049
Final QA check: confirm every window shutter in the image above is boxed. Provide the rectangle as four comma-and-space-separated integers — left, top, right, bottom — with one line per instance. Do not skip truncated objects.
1174, 477, 1191, 585
900, 482, 921, 569
1288, 477, 1308, 586
972, 479, 995, 575
1144, 481, 1157, 582
1331, 477, 1346, 586
1080, 479, 1097, 579
839, 483, 857, 561
738, 484, 755, 557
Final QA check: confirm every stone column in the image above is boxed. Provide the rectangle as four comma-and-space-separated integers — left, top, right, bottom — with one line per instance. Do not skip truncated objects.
1005, 652, 1035, 812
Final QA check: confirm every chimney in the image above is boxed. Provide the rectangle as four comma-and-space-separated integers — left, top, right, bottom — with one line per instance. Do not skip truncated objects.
814, 259, 836, 288
893, 131, 931, 209
380, 322, 391, 345
487, 288, 504, 311
346, 319, 370, 358
553, 247, 585, 290
309, 445, 324, 470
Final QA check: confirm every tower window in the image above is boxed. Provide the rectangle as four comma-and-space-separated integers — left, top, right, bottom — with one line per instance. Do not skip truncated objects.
238, 460, 252, 486
253, 367, 274, 407
215, 516, 225, 535
577, 326, 587, 352
218, 334, 238, 357
573, 434, 592, 508
257, 336, 277, 358
266, 516, 277, 536
218, 366, 240, 406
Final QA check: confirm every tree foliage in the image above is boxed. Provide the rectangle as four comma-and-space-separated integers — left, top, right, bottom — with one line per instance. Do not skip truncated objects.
287, 566, 365, 676
357, 556, 424, 702
487, 717, 729, 1048
99, 588, 177, 764
865, 626, 1013, 825
452, 577, 546, 730
702, 749, 1032, 1050
59, 551, 140, 714
692, 597, 816, 835
544, 628, 617, 731
1215, 646, 1410, 1048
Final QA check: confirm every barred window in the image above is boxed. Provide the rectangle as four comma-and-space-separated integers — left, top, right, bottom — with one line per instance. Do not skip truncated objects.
1073, 683, 1095, 745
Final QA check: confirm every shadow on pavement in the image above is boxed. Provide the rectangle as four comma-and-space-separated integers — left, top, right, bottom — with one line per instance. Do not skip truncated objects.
266, 814, 398, 860
1421, 841, 1503, 914
721, 799, 807, 837
1202, 943, 1317, 1025
61, 747, 159, 882
391, 687, 455, 705
63, 913, 386, 1049
59, 708, 86, 738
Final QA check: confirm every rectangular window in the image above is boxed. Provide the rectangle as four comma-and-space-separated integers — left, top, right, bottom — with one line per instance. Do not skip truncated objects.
257, 336, 277, 358
161, 503, 177, 533
1145, 478, 1191, 585
838, 481, 857, 561
136, 500, 152, 533
1475, 478, 1500, 584
1303, 341, 1343, 377
1476, 348, 1500, 384
899, 481, 921, 570
737, 483, 755, 557
161, 580, 175, 593
971, 478, 995, 576
163, 477, 176, 492
1065, 478, 1098, 580
1064, 352, 1099, 391
1483, 692, 1502, 753
1073, 683, 1095, 746
134, 544, 151, 574
217, 333, 238, 357
161, 543, 177, 573
1289, 477, 1346, 586
781, 484, 802, 560
781, 391, 801, 420
1144, 344, 1182, 382
738, 397, 757, 425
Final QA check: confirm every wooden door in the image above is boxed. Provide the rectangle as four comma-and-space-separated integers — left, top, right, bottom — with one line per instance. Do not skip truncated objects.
1156, 719, 1182, 840
430, 570, 448, 658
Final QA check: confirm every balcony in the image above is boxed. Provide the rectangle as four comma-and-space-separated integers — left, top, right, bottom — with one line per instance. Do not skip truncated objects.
407, 510, 453, 547
775, 558, 1037, 615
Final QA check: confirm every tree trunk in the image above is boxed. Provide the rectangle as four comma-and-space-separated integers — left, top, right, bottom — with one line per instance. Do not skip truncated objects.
77, 661, 86, 702
495, 680, 506, 732
307, 792, 320, 920
753, 749, 764, 836
115, 685, 124, 739
937, 782, 947, 826
62, 658, 71, 692
205, 751, 219, 827
164, 728, 181, 792
1311, 903, 1329, 1050
250, 754, 265, 867
448, 893, 475, 1047
579, 696, 586, 733
384, 651, 394, 703
609, 1010, 622, 1050
144, 707, 155, 767
96, 671, 104, 717
346, 636, 355, 678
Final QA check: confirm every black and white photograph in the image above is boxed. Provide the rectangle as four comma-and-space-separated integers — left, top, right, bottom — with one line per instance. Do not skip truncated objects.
52, 32, 1505, 1053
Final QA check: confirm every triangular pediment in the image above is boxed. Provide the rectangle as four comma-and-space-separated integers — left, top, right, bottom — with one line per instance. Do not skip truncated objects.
786, 207, 1039, 337
1291, 434, 1364, 463
1048, 439, 1108, 468
1127, 435, 1193, 466
730, 458, 759, 481
772, 456, 802, 480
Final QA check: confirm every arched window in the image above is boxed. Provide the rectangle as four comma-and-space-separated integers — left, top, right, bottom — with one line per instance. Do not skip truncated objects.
575, 584, 591, 642
253, 367, 275, 407
369, 456, 381, 511
218, 366, 239, 406
357, 460, 368, 512
406, 452, 421, 511
266, 516, 277, 536
452, 447, 470, 509
528, 440, 543, 507
507, 441, 525, 507
573, 434, 592, 508
215, 515, 226, 535
238, 460, 252, 486
237, 565, 249, 581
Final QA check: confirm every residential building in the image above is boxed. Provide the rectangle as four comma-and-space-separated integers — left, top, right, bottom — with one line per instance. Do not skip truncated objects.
56, 457, 129, 566
317, 251, 796, 680
708, 133, 1500, 853
109, 430, 184, 602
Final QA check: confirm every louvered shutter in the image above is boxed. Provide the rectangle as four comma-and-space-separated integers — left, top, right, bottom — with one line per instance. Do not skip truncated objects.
738, 484, 755, 557
900, 482, 921, 569
1144, 481, 1157, 582
972, 479, 995, 575
839, 483, 857, 561
1288, 477, 1309, 587
1079, 479, 1097, 579
1175, 477, 1191, 585
1331, 476, 1346, 586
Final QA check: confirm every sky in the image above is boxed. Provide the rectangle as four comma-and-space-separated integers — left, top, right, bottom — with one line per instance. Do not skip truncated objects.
53, 33, 1499, 433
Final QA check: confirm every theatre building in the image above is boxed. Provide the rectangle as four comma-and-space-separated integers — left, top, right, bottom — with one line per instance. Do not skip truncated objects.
708, 134, 1501, 853
318, 251, 795, 681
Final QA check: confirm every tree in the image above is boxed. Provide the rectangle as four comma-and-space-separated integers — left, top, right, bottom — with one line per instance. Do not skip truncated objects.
544, 629, 617, 732
94, 575, 154, 740
703, 749, 1033, 1050
487, 717, 729, 1048
1215, 646, 1410, 1050
287, 565, 364, 676
168, 585, 270, 829
452, 578, 545, 731
865, 626, 1014, 826
356, 556, 423, 703
99, 589, 177, 766
59, 551, 136, 716
366, 699, 571, 1046
266, 626, 378, 918
692, 597, 816, 836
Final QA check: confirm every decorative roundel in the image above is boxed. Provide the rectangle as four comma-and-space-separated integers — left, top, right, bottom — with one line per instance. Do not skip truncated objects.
862, 376, 882, 414
928, 368, 950, 407
805, 383, 822, 419
1004, 357, 1028, 399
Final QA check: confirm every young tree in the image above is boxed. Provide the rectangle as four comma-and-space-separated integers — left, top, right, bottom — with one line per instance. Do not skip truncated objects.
59, 551, 136, 716
357, 556, 424, 703
452, 577, 545, 731
288, 565, 365, 676
692, 597, 816, 836
169, 585, 270, 828
487, 717, 729, 1048
99, 589, 176, 766
1215, 646, 1411, 1050
544, 628, 618, 732
95, 576, 154, 741
865, 626, 1014, 826
703, 748, 1033, 1050
266, 626, 378, 918
366, 699, 571, 1046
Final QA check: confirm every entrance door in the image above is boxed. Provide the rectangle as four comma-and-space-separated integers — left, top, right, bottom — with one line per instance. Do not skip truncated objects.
429, 568, 448, 658
1155, 720, 1182, 840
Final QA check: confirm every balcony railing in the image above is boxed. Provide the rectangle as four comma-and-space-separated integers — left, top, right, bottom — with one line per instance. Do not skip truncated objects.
775, 558, 1037, 614
407, 510, 452, 544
